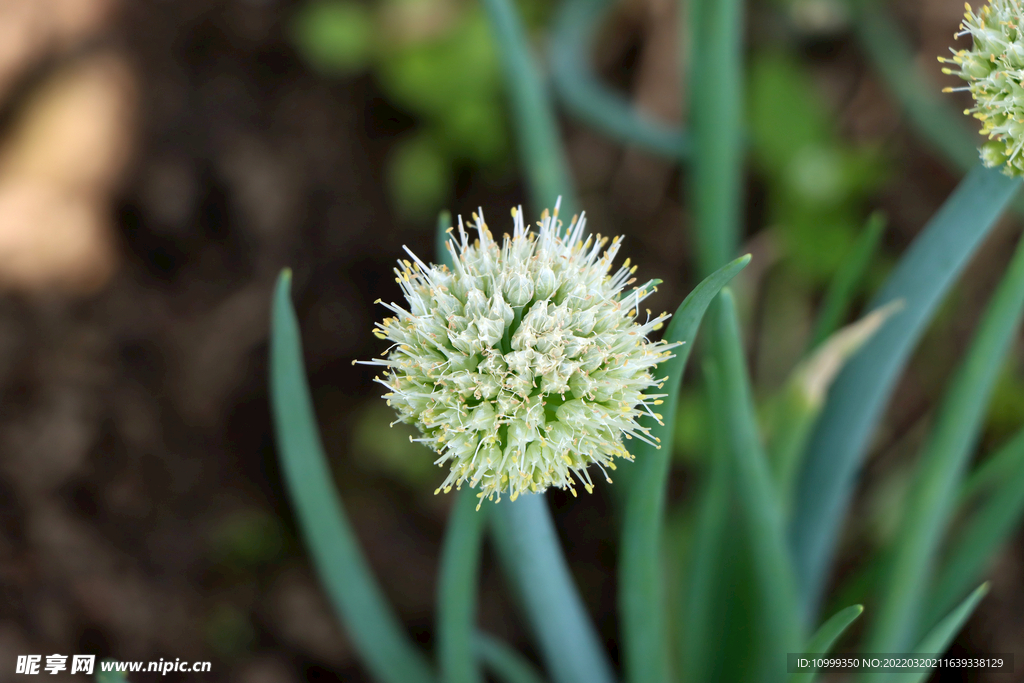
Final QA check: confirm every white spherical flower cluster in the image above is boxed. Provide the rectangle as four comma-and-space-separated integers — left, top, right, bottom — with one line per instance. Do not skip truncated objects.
358, 202, 680, 505
941, 1, 1024, 175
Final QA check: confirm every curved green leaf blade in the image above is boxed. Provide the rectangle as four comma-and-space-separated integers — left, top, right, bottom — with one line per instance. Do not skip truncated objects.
957, 422, 1024, 506
867, 231, 1024, 653
475, 633, 549, 683
715, 288, 804, 679
481, 0, 576, 215
550, 0, 688, 159
809, 212, 887, 349
927, 426, 1024, 625
490, 493, 617, 683
269, 271, 435, 683
438, 490, 488, 683
619, 255, 750, 683
885, 583, 989, 683
679, 359, 732, 683
773, 302, 902, 512
788, 605, 864, 683
790, 165, 1021, 618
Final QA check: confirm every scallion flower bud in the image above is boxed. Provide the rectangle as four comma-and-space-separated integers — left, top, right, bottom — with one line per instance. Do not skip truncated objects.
942, 1, 1024, 175
357, 201, 680, 506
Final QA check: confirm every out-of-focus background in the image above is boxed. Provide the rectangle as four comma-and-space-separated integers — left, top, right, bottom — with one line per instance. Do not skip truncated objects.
0, 0, 1020, 680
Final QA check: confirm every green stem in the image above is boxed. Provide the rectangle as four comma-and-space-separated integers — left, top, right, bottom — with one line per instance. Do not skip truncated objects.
475, 633, 549, 683
481, 0, 577, 216
688, 0, 745, 275
550, 0, 688, 159
714, 290, 803, 678
679, 359, 730, 683
270, 272, 435, 683
438, 490, 488, 683
618, 256, 750, 683
490, 494, 617, 683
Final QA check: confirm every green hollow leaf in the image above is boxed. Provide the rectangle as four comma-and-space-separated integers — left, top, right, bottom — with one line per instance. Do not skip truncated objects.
619, 255, 750, 683
480, 0, 576, 216
714, 288, 804, 678
475, 633, 549, 683
688, 0, 745, 275
550, 0, 688, 159
790, 165, 1021, 619
806, 604, 865, 654
957, 424, 1024, 506
438, 490, 488, 683
927, 426, 1024, 626
490, 494, 617, 683
269, 271, 436, 683
788, 604, 864, 683
866, 231, 1024, 654
679, 360, 732, 683
809, 212, 886, 350
883, 583, 990, 683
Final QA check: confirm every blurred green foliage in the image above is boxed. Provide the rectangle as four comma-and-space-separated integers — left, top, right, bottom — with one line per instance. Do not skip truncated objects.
94, 663, 128, 683
673, 389, 711, 463
987, 360, 1024, 441
387, 133, 453, 221
208, 509, 287, 571
291, 0, 546, 219
204, 603, 256, 658
351, 402, 439, 486
749, 52, 887, 283
291, 0, 375, 74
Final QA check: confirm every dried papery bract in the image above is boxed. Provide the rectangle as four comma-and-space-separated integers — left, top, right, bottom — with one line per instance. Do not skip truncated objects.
357, 201, 680, 505
942, 0, 1024, 175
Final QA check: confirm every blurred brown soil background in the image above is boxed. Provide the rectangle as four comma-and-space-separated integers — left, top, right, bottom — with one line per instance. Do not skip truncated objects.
0, 0, 1019, 681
